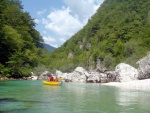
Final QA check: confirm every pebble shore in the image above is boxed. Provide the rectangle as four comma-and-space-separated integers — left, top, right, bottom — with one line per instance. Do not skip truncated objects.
102, 79, 150, 90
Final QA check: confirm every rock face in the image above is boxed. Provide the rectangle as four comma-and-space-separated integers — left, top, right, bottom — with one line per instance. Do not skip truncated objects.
29, 75, 38, 80
29, 72, 38, 80
106, 71, 118, 82
86, 43, 91, 51
115, 63, 138, 82
56, 67, 108, 83
68, 53, 73, 59
87, 71, 101, 83
137, 53, 150, 79
38, 71, 50, 80
56, 67, 89, 83
56, 70, 71, 81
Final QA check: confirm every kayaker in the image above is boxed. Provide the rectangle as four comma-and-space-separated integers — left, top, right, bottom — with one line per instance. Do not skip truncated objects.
54, 77, 58, 82
48, 73, 54, 81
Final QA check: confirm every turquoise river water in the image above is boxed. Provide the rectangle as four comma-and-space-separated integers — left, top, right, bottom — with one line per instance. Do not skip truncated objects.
0, 80, 150, 113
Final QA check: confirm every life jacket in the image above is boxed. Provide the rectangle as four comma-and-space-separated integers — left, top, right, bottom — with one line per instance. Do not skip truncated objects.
49, 76, 54, 81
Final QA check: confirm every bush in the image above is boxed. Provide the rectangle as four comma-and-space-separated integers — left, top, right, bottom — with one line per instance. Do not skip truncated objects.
0, 64, 11, 77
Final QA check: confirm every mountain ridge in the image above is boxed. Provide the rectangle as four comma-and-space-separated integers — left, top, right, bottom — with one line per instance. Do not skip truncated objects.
44, 43, 56, 52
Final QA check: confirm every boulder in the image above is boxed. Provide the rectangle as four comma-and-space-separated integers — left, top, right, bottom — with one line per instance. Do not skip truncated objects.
38, 71, 49, 80
56, 67, 90, 83
106, 71, 118, 82
56, 70, 70, 80
87, 71, 101, 83
29, 75, 38, 80
137, 53, 150, 79
115, 63, 138, 82
71, 67, 89, 83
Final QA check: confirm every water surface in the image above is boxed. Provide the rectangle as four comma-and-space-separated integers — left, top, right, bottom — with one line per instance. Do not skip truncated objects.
0, 80, 150, 113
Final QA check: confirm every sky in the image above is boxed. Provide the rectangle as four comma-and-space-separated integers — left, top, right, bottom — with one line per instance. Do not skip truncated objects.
21, 0, 104, 48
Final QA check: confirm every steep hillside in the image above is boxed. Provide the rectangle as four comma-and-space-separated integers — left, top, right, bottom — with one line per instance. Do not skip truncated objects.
44, 44, 55, 52
48, 0, 150, 72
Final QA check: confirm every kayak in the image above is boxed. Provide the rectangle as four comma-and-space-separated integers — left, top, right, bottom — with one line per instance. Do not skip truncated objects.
42, 80, 62, 86
58, 77, 63, 80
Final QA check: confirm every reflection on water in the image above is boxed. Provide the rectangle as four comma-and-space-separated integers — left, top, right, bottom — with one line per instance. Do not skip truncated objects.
0, 81, 150, 113
116, 88, 150, 113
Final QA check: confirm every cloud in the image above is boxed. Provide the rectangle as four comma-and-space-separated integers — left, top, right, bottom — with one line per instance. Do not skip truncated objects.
59, 37, 67, 43
40, 0, 104, 47
41, 18, 49, 25
43, 36, 57, 47
44, 7, 83, 38
63, 0, 103, 21
37, 9, 46, 17
34, 18, 39, 24
43, 36, 56, 43
42, 31, 47, 34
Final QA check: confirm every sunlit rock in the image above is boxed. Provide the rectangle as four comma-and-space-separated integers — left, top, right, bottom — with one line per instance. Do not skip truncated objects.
87, 71, 101, 83
30, 75, 38, 80
38, 71, 49, 80
115, 63, 138, 82
137, 53, 150, 79
71, 67, 89, 83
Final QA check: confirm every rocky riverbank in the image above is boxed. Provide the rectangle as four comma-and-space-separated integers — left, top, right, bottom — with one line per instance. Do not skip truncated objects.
0, 77, 29, 81
1, 53, 150, 91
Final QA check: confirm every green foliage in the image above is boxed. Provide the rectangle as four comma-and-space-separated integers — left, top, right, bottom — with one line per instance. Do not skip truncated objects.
0, 63, 11, 77
33, 65, 50, 76
3, 25, 24, 50
103, 54, 114, 69
47, 0, 150, 72
0, 0, 45, 78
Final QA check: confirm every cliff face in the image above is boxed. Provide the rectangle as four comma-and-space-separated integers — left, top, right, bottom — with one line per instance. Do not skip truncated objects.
49, 0, 150, 72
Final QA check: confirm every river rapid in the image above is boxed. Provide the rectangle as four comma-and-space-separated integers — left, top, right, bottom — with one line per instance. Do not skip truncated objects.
0, 80, 150, 113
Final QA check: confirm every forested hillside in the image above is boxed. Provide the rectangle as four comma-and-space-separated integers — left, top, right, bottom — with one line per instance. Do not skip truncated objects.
48, 0, 150, 72
0, 0, 51, 78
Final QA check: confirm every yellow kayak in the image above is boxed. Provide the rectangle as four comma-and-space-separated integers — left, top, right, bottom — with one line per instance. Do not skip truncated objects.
42, 80, 62, 86
58, 77, 63, 80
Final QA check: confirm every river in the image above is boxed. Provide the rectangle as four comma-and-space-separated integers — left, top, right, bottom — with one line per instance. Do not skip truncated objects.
0, 80, 150, 113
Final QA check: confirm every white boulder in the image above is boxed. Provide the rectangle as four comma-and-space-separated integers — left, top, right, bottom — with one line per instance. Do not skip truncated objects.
137, 53, 150, 79
115, 63, 138, 82
38, 71, 50, 80
70, 67, 88, 82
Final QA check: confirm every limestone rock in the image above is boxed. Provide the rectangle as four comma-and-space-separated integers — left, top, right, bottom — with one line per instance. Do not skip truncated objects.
86, 43, 91, 51
38, 71, 49, 80
71, 67, 89, 82
137, 53, 150, 79
68, 53, 73, 59
115, 63, 138, 82
106, 71, 118, 82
